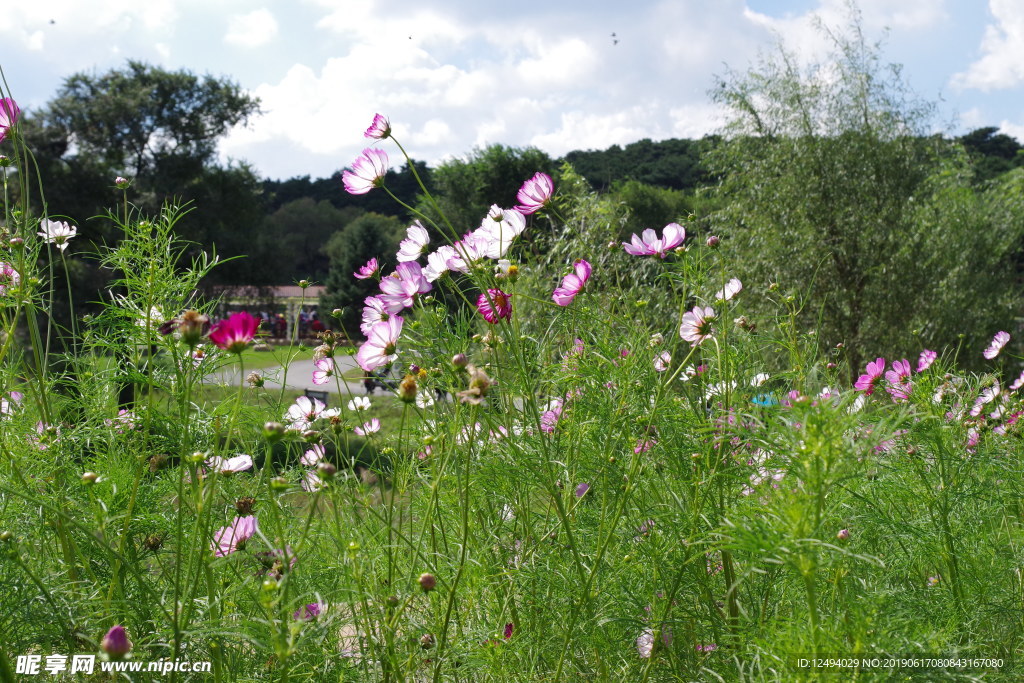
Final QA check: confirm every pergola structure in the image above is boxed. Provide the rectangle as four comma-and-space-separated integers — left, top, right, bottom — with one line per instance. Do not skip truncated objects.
214, 285, 327, 340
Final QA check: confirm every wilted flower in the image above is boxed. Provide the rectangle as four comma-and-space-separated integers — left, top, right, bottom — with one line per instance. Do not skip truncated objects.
343, 148, 389, 195
160, 309, 210, 347
477, 288, 512, 324
209, 312, 260, 354
101, 625, 133, 657
515, 172, 554, 214
679, 306, 716, 346
456, 365, 492, 405
419, 573, 437, 592
983, 331, 1010, 360
622, 223, 685, 258
37, 219, 78, 253
364, 113, 391, 140
0, 98, 20, 144
212, 516, 258, 557
247, 371, 265, 388
354, 257, 379, 280
552, 259, 591, 306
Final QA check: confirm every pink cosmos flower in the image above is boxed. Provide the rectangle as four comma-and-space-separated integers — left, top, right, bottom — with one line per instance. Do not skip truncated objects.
540, 398, 563, 433
714, 277, 742, 301
294, 603, 324, 621
312, 357, 335, 385
653, 351, 671, 372
354, 257, 379, 280
679, 306, 716, 346
477, 288, 513, 324
356, 316, 403, 372
917, 349, 937, 373
634, 439, 656, 454
397, 221, 430, 262
984, 331, 1010, 360
354, 418, 381, 436
38, 219, 78, 252
212, 515, 258, 557
1011, 370, 1024, 392
622, 223, 686, 258
884, 359, 912, 401
379, 262, 431, 313
364, 113, 391, 140
424, 245, 456, 282
343, 148, 389, 195
301, 444, 325, 466
301, 470, 324, 492
515, 172, 554, 214
0, 261, 20, 295
207, 454, 254, 474
284, 396, 341, 429
360, 295, 390, 335
0, 98, 19, 144
854, 357, 886, 395
552, 259, 591, 306
209, 311, 260, 354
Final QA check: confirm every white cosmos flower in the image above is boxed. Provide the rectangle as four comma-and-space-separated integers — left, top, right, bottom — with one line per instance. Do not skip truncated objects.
38, 219, 78, 252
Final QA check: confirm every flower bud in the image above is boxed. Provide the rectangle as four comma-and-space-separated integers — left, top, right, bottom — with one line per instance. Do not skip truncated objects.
114, 176, 131, 190
298, 279, 310, 289
332, 308, 343, 318
101, 625, 133, 657
705, 235, 721, 248
0, 531, 13, 542
419, 572, 436, 592
187, 451, 206, 464
81, 472, 99, 485
8, 237, 23, 248
301, 429, 319, 443
270, 476, 289, 492
317, 462, 337, 480
837, 529, 850, 541
452, 353, 468, 369
263, 421, 285, 441
420, 633, 436, 649
177, 310, 210, 347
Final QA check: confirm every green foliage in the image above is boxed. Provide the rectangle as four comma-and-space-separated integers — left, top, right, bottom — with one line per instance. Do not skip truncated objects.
958, 126, 1024, 183
565, 137, 712, 192
706, 16, 1024, 371
259, 198, 364, 284
321, 212, 404, 336
416, 144, 557, 232
610, 179, 694, 240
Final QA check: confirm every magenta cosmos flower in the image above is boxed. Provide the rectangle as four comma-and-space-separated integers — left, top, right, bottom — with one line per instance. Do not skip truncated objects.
356, 316, 403, 372
209, 311, 260, 354
0, 98, 20, 144
379, 262, 431, 313
343, 148, 389, 195
515, 172, 554, 215
983, 331, 1010, 360
354, 257, 379, 280
622, 223, 686, 258
679, 305, 716, 346
854, 357, 886, 395
552, 259, 592, 306
0, 261, 20, 295
477, 288, 513, 324
212, 515, 257, 557
364, 113, 391, 140
884, 359, 912, 401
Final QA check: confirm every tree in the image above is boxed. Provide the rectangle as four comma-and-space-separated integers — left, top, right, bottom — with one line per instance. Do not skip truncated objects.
321, 212, 404, 336
707, 13, 1023, 372
258, 199, 363, 284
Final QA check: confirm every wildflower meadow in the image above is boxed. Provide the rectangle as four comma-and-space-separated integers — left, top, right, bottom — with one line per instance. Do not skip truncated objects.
3, 52, 1024, 683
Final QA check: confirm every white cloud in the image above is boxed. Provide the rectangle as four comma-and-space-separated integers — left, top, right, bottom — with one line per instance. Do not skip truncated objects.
225, 9, 279, 49
951, 0, 1024, 91
998, 118, 1024, 143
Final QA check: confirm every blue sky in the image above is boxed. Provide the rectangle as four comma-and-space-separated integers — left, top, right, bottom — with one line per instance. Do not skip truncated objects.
1, 0, 1022, 180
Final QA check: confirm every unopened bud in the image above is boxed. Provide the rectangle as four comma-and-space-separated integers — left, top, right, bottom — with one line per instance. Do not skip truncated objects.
114, 176, 131, 190
298, 279, 310, 289
705, 235, 720, 248
837, 529, 850, 541
317, 462, 337, 480
419, 572, 436, 592
452, 353, 468, 369
9, 237, 23, 248
263, 421, 285, 441
332, 308, 343, 318
81, 472, 99, 485
101, 625, 133, 657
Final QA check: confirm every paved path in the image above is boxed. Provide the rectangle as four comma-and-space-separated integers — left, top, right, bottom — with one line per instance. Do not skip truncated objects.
204, 353, 370, 396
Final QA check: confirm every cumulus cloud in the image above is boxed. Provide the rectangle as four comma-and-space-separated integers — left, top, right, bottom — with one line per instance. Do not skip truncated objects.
225, 9, 279, 49
951, 0, 1024, 92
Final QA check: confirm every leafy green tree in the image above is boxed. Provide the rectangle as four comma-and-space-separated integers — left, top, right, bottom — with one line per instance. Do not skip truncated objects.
958, 127, 1024, 183
707, 14, 1023, 372
321, 212, 404, 336
257, 198, 363, 284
